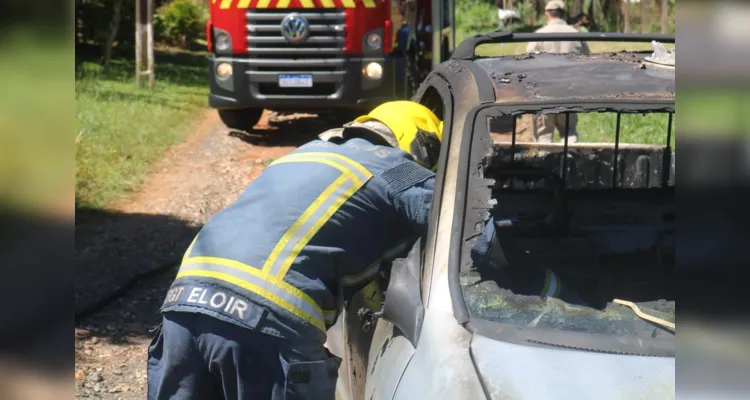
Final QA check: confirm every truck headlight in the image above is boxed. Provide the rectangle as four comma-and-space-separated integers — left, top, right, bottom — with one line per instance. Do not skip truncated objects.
363, 62, 383, 80
216, 62, 233, 79
215, 32, 231, 52
366, 33, 382, 50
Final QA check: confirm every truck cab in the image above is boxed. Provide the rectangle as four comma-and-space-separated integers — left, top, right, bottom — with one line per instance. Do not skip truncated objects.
205, 0, 454, 131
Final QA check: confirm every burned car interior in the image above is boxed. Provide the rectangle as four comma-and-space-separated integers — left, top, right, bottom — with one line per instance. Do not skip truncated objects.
458, 105, 675, 356
365, 31, 676, 357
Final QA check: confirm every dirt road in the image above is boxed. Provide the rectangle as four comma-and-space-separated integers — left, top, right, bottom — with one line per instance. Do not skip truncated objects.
75, 109, 354, 399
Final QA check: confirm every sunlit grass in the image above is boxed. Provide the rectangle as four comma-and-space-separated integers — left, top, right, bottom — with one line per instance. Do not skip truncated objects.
75, 54, 209, 209
578, 112, 675, 146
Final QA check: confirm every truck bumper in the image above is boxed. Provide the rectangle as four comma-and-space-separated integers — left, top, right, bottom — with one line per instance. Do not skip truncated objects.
208, 55, 406, 111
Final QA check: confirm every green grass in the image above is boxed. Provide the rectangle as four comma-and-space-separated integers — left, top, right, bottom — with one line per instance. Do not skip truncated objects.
679, 90, 750, 136
577, 112, 675, 146
455, 0, 500, 45
75, 51, 209, 209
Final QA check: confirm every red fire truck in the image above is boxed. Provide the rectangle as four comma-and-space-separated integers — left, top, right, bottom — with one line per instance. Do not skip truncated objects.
205, 0, 454, 130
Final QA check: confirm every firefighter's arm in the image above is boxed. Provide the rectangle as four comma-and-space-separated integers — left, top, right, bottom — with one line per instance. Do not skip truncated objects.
470, 217, 509, 271
384, 162, 436, 237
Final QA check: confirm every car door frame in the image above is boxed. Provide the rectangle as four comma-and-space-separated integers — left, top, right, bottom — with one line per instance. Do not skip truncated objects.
328, 73, 457, 400
360, 73, 458, 400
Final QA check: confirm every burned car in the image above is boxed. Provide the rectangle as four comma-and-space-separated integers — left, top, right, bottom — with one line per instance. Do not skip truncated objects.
326, 31, 676, 400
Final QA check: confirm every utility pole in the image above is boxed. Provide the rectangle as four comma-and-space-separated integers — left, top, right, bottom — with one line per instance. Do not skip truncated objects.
623, 0, 630, 33
660, 0, 668, 33
641, 0, 648, 33
135, 0, 155, 88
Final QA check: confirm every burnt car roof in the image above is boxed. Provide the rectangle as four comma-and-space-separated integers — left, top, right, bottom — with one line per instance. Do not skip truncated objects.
475, 52, 675, 104
425, 31, 676, 108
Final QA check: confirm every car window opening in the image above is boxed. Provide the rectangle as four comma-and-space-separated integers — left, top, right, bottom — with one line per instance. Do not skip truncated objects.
462, 108, 675, 349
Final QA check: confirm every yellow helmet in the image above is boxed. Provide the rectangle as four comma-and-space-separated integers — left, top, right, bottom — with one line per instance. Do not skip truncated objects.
354, 101, 444, 169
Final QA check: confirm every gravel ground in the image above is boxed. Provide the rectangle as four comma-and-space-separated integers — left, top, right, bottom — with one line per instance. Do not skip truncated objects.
75, 109, 356, 399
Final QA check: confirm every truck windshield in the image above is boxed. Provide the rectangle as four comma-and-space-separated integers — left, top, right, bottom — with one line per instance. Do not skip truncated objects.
459, 106, 675, 356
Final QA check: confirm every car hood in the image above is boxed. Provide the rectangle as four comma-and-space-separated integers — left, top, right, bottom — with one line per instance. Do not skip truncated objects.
470, 334, 675, 400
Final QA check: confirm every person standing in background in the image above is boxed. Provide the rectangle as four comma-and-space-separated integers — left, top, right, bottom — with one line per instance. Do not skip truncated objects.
527, 0, 590, 55
525, 0, 590, 143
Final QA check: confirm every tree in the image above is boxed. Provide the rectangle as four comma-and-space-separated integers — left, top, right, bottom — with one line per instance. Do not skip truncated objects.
101, 0, 124, 70
135, 0, 155, 88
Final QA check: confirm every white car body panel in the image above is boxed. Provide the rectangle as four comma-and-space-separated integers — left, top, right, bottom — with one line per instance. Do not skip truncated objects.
364, 320, 416, 400
393, 309, 485, 400
470, 334, 675, 400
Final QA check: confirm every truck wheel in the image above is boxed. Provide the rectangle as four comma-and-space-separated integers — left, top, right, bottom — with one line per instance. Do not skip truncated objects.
218, 108, 264, 132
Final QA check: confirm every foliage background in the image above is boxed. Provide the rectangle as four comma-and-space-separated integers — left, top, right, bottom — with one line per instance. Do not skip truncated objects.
75, 0, 210, 57
457, 0, 676, 44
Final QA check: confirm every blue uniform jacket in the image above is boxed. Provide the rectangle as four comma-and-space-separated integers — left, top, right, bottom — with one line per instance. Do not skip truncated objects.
161, 138, 435, 344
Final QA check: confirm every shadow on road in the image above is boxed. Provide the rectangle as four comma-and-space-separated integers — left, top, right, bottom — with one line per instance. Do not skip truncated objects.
75, 109, 363, 341
76, 207, 200, 339
229, 110, 362, 148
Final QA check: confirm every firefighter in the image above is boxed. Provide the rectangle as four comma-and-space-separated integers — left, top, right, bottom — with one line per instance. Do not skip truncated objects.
146, 101, 584, 400
147, 101, 443, 400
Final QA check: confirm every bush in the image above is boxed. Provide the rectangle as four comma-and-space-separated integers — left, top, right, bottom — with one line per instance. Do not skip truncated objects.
155, 0, 208, 48
455, 0, 498, 44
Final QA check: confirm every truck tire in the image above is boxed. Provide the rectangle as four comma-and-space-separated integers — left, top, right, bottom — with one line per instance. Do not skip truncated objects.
218, 108, 264, 132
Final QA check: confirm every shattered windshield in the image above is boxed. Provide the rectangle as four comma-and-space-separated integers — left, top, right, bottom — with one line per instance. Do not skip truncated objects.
459, 106, 675, 355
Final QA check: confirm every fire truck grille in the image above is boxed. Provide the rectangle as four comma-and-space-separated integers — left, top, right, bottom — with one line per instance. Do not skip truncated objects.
246, 9, 346, 96
246, 10, 346, 59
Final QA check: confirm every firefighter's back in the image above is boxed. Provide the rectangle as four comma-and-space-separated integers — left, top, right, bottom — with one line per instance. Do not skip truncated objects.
161, 137, 433, 344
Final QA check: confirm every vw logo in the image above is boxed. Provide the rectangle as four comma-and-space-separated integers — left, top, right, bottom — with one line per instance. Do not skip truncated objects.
281, 13, 311, 43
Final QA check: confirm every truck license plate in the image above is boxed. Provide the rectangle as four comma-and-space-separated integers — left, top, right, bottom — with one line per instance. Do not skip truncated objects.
278, 74, 313, 88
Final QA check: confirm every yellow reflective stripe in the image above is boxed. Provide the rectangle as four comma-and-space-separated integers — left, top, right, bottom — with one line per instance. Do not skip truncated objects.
277, 0, 291, 7
177, 269, 326, 332
306, 152, 373, 180
300, 0, 314, 7
237, 0, 252, 8
270, 152, 372, 183
340, 0, 356, 7
270, 156, 364, 186
182, 234, 199, 264
219, 0, 233, 9
275, 177, 360, 279
186, 256, 323, 319
256, 0, 271, 8
540, 269, 551, 296
362, 0, 376, 7
320, 0, 335, 7
541, 269, 559, 298
323, 310, 338, 324
262, 175, 349, 273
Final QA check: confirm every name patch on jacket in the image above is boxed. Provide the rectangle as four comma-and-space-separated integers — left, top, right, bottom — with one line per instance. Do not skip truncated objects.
161, 285, 265, 329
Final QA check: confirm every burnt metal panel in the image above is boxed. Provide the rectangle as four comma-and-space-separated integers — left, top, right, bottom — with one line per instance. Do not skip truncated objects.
492, 144, 676, 189
476, 53, 675, 104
